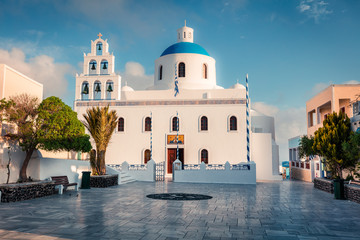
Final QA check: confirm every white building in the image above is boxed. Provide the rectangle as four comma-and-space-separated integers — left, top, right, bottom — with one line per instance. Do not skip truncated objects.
74, 24, 281, 181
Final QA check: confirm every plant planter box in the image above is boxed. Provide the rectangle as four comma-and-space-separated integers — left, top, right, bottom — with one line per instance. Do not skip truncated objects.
0, 181, 57, 203
90, 175, 118, 188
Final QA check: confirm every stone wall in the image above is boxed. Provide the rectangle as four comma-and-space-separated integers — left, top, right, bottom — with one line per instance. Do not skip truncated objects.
291, 167, 312, 182
345, 185, 360, 204
90, 175, 118, 188
0, 181, 56, 203
314, 178, 333, 193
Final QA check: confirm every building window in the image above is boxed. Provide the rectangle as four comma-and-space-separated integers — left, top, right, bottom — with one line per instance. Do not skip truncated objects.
230, 116, 237, 131
184, 32, 186, 38
118, 117, 124, 132
145, 117, 151, 131
308, 110, 316, 127
179, 62, 185, 77
201, 116, 208, 131
89, 60, 97, 75
144, 149, 151, 164
201, 149, 208, 164
94, 81, 101, 100
159, 65, 163, 80
340, 107, 345, 114
172, 117, 179, 132
203, 64, 207, 79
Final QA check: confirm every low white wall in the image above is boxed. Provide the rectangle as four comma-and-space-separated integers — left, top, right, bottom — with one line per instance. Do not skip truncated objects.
106, 165, 121, 184
174, 161, 256, 184
122, 160, 155, 182
39, 158, 91, 186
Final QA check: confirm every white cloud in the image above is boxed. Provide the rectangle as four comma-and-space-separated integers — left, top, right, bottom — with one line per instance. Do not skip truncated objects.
297, 0, 332, 23
344, 80, 360, 84
0, 48, 74, 98
311, 82, 329, 95
252, 102, 307, 163
121, 62, 153, 90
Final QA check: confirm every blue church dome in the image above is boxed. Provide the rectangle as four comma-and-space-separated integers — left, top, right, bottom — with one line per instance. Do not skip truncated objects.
160, 42, 210, 57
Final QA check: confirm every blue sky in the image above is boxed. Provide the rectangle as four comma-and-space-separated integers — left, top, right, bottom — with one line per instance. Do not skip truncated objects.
1, 0, 359, 162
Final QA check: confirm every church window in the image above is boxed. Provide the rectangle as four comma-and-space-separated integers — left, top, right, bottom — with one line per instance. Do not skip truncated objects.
96, 42, 103, 55
100, 60, 108, 75
94, 81, 101, 100
106, 81, 113, 100
179, 62, 185, 77
118, 117, 124, 132
201, 116, 208, 131
145, 117, 151, 131
81, 82, 89, 100
201, 149, 208, 164
144, 149, 151, 164
159, 65, 163, 80
203, 64, 207, 79
184, 32, 186, 38
230, 116, 237, 131
172, 117, 179, 132
89, 60, 97, 75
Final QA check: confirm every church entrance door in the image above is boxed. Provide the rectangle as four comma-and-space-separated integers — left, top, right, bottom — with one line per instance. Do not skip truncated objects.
167, 148, 184, 174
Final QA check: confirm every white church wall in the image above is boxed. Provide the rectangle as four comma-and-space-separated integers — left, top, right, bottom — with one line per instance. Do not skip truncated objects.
173, 161, 256, 184
154, 54, 216, 90
252, 133, 282, 181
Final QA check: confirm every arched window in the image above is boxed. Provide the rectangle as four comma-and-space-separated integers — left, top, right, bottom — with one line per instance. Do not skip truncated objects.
81, 82, 89, 100
145, 117, 151, 131
159, 65, 163, 80
201, 149, 208, 164
230, 116, 237, 131
118, 117, 124, 132
201, 116, 208, 131
89, 60, 97, 75
179, 62, 185, 77
203, 64, 207, 79
96, 42, 103, 55
106, 80, 113, 100
172, 117, 179, 132
100, 60, 108, 75
144, 149, 151, 164
94, 81, 101, 100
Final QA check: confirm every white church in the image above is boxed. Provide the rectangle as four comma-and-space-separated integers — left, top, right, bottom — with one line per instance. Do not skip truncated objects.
74, 24, 281, 181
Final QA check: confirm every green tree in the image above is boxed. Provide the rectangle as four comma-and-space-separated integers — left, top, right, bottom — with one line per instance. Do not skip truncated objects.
298, 135, 315, 159
5, 94, 91, 182
342, 132, 360, 178
82, 106, 118, 175
313, 112, 354, 179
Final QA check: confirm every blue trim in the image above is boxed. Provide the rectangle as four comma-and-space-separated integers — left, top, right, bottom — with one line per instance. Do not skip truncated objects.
161, 42, 210, 57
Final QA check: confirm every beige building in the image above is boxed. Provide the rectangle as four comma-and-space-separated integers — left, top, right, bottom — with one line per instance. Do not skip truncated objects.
307, 84, 360, 136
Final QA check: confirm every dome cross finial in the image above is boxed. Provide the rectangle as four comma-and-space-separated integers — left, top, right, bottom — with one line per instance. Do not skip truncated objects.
184, 20, 186, 26
97, 33, 102, 38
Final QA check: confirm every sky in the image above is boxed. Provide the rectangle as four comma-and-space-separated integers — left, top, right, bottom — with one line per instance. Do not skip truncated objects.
0, 0, 359, 164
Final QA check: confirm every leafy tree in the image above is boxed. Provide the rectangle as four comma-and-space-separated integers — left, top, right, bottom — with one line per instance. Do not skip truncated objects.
82, 106, 118, 175
5, 94, 91, 182
313, 112, 354, 179
342, 132, 360, 178
298, 135, 315, 159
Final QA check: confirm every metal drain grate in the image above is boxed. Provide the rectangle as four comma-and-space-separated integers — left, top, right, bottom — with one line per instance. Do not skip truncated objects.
146, 193, 212, 201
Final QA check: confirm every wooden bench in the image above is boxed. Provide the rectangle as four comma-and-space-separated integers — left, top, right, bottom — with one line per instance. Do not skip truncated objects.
51, 176, 78, 194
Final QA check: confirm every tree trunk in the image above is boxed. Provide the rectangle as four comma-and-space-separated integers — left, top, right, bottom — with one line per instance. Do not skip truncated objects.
99, 150, 106, 175
19, 148, 35, 182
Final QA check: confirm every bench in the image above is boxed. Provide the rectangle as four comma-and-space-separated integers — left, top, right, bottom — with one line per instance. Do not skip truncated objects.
51, 176, 78, 194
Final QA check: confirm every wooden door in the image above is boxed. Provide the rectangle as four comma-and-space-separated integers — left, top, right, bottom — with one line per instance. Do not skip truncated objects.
167, 148, 184, 174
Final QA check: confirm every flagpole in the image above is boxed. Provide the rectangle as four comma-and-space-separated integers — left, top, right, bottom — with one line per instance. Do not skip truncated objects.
150, 111, 153, 161
246, 74, 250, 162
176, 111, 179, 160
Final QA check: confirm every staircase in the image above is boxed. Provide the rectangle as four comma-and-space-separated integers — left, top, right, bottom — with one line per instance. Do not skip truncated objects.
119, 171, 136, 184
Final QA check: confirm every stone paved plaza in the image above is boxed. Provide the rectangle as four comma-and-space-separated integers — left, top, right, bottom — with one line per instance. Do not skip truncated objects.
1, 180, 360, 240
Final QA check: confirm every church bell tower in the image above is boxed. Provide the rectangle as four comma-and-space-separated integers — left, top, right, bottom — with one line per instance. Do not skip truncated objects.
75, 33, 121, 102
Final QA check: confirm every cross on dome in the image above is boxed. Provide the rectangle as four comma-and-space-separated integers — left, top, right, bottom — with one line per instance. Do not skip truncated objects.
97, 33, 103, 38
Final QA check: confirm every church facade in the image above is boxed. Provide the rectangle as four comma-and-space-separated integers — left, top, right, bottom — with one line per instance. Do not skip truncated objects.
74, 24, 281, 181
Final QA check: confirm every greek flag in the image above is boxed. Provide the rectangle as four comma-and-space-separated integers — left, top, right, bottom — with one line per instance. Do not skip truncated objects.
174, 64, 179, 97
246, 74, 250, 162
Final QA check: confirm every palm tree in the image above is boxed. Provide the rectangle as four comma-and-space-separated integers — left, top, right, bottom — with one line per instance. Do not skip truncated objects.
82, 106, 118, 175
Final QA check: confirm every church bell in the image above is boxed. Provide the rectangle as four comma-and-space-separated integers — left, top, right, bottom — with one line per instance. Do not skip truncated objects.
95, 83, 101, 92
107, 84, 113, 92
82, 84, 89, 94
103, 62, 107, 70
91, 62, 96, 70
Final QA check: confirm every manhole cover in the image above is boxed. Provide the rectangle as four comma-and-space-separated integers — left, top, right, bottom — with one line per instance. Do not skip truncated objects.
146, 193, 212, 201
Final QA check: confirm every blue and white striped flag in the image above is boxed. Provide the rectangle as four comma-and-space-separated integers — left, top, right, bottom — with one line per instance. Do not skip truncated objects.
174, 63, 179, 97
